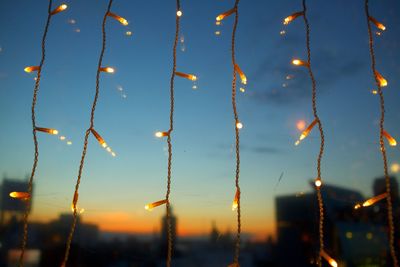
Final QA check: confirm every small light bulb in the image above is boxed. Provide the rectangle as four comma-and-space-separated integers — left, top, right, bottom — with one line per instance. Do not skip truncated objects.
382, 130, 396, 146
369, 16, 386, 31
91, 129, 108, 148
216, 7, 236, 21
375, 71, 387, 87
175, 71, 197, 81
320, 250, 338, 267
100, 67, 115, 73
50, 4, 68, 15
35, 127, 59, 135
236, 122, 243, 129
234, 64, 247, 85
145, 199, 168, 211
9, 191, 30, 200
315, 178, 322, 188
107, 12, 129, 26
177, 10, 183, 17
232, 189, 239, 211
292, 59, 308, 67
296, 119, 318, 145
155, 131, 169, 138
24, 66, 40, 73
283, 11, 304, 25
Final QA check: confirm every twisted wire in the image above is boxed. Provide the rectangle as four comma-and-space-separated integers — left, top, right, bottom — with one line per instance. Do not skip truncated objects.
165, 1, 181, 266
230, 0, 241, 264
301, 1, 325, 266
365, 1, 399, 266
60, 1, 114, 266
19, 1, 53, 266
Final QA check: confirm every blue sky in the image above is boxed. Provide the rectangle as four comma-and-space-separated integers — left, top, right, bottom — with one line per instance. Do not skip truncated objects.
0, 0, 400, 238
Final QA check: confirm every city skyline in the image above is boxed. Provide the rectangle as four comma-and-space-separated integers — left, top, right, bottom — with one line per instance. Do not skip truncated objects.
1, 0, 400, 241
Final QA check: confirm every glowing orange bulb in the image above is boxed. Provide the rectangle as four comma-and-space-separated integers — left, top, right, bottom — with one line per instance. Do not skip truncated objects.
383, 130, 397, 146
216, 7, 236, 21
145, 199, 168, 211
107, 12, 129, 26
90, 129, 108, 148
175, 71, 197, 81
24, 66, 40, 73
236, 122, 243, 129
375, 71, 387, 87
155, 131, 169, 138
234, 64, 247, 85
369, 16, 386, 31
36, 127, 58, 135
99, 67, 115, 73
232, 189, 239, 211
320, 250, 338, 267
9, 192, 30, 200
292, 59, 308, 67
296, 120, 306, 131
295, 119, 318, 145
50, 4, 68, 15
315, 178, 322, 188
283, 11, 304, 25
177, 10, 183, 17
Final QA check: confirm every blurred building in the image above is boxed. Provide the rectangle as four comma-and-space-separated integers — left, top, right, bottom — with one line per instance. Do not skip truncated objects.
160, 206, 177, 257
275, 180, 396, 267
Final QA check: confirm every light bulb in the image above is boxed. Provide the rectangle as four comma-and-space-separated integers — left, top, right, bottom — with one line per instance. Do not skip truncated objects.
107, 12, 129, 26
320, 250, 338, 267
216, 7, 236, 21
177, 10, 183, 17
50, 4, 68, 15
234, 64, 247, 85
175, 71, 197, 81
99, 67, 115, 73
292, 59, 308, 67
24, 66, 40, 73
236, 122, 243, 129
375, 71, 387, 87
383, 130, 397, 146
155, 131, 169, 138
36, 127, 58, 135
232, 189, 239, 211
315, 178, 322, 188
145, 199, 168, 211
9, 191, 30, 200
283, 11, 304, 25
90, 129, 108, 148
297, 119, 318, 144
369, 16, 386, 31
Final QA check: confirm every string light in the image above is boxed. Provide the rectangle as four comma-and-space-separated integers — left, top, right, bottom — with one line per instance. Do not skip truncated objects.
365, 1, 399, 266
291, 58, 309, 67
90, 128, 107, 148
99, 66, 115, 73
61, 1, 122, 266
9, 192, 31, 200
234, 64, 247, 85
354, 192, 387, 209
50, 4, 68, 16
283, 11, 304, 25
375, 71, 387, 87
24, 66, 40, 73
369, 16, 386, 31
232, 189, 239, 211
320, 250, 338, 267
216, 0, 242, 265
177, 10, 183, 17
145, 199, 168, 211
216, 7, 236, 21
19, 1, 67, 265
382, 130, 397, 147
175, 71, 197, 81
107, 12, 128, 26
286, 1, 326, 266
155, 131, 169, 138
35, 127, 59, 135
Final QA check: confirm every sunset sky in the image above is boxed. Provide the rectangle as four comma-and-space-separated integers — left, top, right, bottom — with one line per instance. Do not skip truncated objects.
1, 0, 400, 240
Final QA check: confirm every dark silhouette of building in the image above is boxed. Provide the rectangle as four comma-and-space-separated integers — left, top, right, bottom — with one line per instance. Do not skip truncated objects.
160, 206, 177, 257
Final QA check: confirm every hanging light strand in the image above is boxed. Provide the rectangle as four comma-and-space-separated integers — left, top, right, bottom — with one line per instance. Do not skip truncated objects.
228, 0, 242, 265
365, 1, 399, 266
164, 1, 181, 266
61, 0, 115, 266
19, 0, 65, 265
